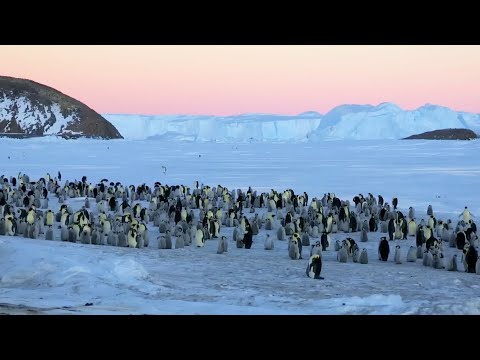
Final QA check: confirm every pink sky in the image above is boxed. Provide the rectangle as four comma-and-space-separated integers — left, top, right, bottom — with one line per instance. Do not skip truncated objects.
0, 45, 479, 115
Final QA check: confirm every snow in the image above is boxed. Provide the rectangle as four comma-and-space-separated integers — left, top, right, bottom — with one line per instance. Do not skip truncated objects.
0, 96, 77, 135
103, 103, 480, 142
1, 137, 480, 315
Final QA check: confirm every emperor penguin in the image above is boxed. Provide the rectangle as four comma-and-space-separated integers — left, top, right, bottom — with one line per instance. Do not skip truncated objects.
360, 228, 368, 242
461, 206, 473, 223
465, 245, 478, 273
107, 231, 116, 246
175, 233, 185, 249
336, 246, 348, 263
45, 210, 54, 226
158, 235, 167, 249
195, 228, 204, 247
250, 218, 260, 235
387, 219, 395, 241
264, 234, 274, 250
310, 241, 322, 257
476, 255, 480, 275
378, 237, 390, 261
352, 246, 360, 263
183, 230, 190, 246
288, 237, 301, 260
446, 254, 458, 271
136, 233, 144, 249
60, 226, 69, 241
427, 205, 433, 216
165, 230, 173, 249
416, 245, 423, 259
394, 245, 402, 264
80, 229, 91, 245
406, 246, 417, 262
68, 226, 77, 242
334, 239, 342, 252
277, 226, 286, 241
127, 228, 137, 248
320, 231, 330, 251
408, 206, 415, 221
216, 235, 227, 254
301, 232, 310, 246
408, 219, 416, 237
359, 248, 368, 264
117, 231, 127, 247
45, 225, 54, 240
422, 250, 433, 267
0, 218, 5, 236
306, 254, 323, 279
432, 253, 444, 269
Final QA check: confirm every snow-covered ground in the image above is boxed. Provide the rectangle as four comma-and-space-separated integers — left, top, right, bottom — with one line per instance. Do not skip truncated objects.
0, 137, 479, 315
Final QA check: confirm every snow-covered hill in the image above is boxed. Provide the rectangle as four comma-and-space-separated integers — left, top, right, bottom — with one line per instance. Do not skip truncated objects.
0, 76, 123, 139
104, 103, 480, 142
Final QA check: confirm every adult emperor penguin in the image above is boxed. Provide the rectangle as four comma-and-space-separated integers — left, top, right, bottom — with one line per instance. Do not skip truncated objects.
392, 197, 398, 210
460, 206, 473, 223
465, 245, 478, 273
408, 218, 416, 237
45, 209, 54, 227
387, 218, 395, 241
306, 254, 323, 279
359, 248, 368, 264
127, 228, 137, 248
195, 228, 205, 247
378, 237, 390, 261
406, 246, 417, 262
264, 234, 274, 250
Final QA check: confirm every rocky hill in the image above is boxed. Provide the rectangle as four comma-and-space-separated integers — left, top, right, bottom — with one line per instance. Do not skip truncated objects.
403, 128, 478, 140
0, 76, 123, 139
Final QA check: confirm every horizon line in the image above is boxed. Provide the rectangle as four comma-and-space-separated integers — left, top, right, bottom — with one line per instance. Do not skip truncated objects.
100, 101, 477, 117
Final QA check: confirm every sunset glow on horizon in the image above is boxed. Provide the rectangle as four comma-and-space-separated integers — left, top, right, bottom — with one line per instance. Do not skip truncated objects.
1, 45, 479, 116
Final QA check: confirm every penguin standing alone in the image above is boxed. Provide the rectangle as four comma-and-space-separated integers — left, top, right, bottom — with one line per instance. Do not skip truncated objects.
306, 254, 323, 279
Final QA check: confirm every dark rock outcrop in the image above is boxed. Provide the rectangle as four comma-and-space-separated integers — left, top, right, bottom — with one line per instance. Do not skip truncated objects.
403, 128, 477, 140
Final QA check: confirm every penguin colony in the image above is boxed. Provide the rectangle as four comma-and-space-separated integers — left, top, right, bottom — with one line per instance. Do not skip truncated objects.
0, 173, 479, 283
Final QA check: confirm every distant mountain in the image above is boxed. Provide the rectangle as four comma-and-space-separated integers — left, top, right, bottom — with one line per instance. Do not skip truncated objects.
104, 103, 480, 142
403, 128, 478, 140
0, 76, 123, 139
